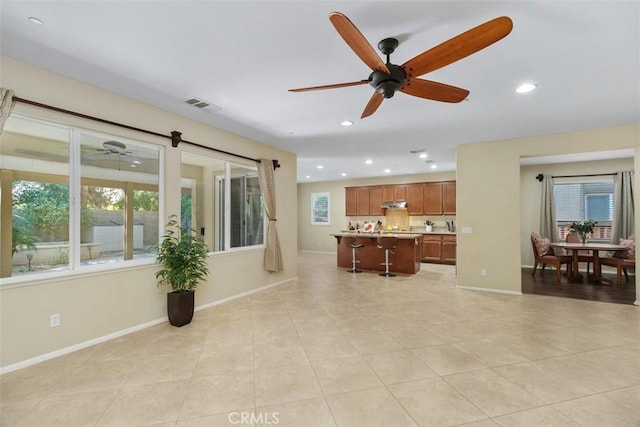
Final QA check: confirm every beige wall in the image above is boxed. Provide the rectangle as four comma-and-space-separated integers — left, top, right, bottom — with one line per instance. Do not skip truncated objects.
520, 158, 634, 267
297, 172, 455, 252
0, 56, 298, 369
457, 124, 639, 295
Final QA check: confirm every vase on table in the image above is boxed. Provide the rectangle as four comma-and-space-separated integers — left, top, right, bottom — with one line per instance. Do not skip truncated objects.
579, 232, 587, 244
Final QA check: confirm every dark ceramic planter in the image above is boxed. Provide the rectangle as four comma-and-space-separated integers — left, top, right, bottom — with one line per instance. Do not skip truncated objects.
167, 290, 194, 327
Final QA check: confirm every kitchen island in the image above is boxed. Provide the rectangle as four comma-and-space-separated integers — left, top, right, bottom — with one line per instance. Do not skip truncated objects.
331, 232, 423, 274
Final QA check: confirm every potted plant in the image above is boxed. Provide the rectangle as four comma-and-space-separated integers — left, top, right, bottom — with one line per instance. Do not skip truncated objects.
155, 215, 209, 327
569, 220, 598, 244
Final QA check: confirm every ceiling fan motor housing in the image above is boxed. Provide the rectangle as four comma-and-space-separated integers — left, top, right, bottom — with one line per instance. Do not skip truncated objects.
369, 64, 407, 98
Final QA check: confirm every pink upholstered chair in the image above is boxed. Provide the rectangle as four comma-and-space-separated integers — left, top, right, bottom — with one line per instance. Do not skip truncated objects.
531, 232, 572, 282
600, 235, 635, 286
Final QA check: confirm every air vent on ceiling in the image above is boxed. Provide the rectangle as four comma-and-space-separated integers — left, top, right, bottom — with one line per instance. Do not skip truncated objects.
409, 149, 425, 154
183, 97, 221, 113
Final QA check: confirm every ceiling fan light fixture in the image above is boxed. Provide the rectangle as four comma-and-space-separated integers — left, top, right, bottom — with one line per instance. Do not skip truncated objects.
516, 82, 537, 93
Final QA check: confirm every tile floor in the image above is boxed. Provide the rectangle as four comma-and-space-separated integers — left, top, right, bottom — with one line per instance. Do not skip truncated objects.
1, 252, 638, 426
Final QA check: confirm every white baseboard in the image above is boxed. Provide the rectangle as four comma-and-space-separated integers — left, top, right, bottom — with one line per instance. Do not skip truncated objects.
457, 285, 523, 296
0, 277, 297, 375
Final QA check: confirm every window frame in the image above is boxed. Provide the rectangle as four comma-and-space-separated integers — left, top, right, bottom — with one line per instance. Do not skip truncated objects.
0, 113, 165, 285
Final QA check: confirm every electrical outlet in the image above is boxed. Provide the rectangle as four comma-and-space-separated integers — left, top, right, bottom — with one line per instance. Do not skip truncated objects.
50, 313, 60, 328
481, 269, 487, 277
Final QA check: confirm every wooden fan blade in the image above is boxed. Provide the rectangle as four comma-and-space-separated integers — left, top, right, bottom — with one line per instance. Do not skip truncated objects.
289, 80, 368, 92
402, 16, 513, 77
329, 12, 390, 73
400, 79, 469, 103
361, 92, 384, 118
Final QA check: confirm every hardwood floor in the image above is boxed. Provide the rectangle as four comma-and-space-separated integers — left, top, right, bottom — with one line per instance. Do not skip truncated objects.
522, 267, 636, 305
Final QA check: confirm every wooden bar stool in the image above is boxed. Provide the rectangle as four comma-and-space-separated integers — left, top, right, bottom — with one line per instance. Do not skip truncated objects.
344, 237, 364, 273
377, 236, 397, 277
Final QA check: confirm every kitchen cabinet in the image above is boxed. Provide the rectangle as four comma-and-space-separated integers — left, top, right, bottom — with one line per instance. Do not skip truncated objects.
423, 182, 444, 215
345, 187, 358, 216
423, 181, 456, 215
369, 186, 384, 216
443, 181, 456, 215
442, 235, 457, 263
393, 184, 406, 202
422, 234, 456, 264
356, 187, 370, 216
382, 185, 395, 202
406, 183, 424, 215
346, 180, 455, 217
345, 186, 373, 216
422, 235, 442, 262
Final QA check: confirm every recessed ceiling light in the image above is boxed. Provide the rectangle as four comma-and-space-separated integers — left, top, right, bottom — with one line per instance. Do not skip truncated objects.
419, 153, 428, 159
384, 169, 391, 174
317, 165, 323, 169
430, 164, 438, 169
516, 82, 537, 93
341, 120, 353, 127
306, 175, 311, 179
341, 172, 347, 177
132, 160, 142, 165
28, 16, 44, 25
365, 159, 372, 165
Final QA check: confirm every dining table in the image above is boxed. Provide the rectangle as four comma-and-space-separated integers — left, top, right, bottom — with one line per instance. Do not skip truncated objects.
550, 242, 628, 285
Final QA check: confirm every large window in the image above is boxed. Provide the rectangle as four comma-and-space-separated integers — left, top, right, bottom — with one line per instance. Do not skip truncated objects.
554, 177, 614, 240
0, 115, 161, 279
181, 152, 264, 253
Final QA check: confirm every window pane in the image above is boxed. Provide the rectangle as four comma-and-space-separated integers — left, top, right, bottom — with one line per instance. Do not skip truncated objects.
554, 180, 614, 241
1, 116, 71, 277
181, 152, 263, 252
81, 133, 160, 264
81, 185, 125, 264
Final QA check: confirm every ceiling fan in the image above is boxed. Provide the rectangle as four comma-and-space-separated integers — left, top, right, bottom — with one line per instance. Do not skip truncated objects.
289, 12, 513, 118
83, 140, 155, 164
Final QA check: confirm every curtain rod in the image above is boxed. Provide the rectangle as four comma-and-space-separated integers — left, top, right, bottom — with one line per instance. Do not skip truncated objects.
535, 172, 615, 182
13, 96, 280, 170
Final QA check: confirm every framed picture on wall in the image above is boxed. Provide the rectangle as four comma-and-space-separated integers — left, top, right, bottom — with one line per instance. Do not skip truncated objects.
311, 192, 330, 225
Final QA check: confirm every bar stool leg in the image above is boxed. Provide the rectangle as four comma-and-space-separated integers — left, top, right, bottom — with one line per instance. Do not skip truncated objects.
379, 249, 396, 277
347, 246, 362, 273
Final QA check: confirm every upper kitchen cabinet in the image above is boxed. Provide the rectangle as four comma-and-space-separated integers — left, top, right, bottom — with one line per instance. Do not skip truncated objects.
406, 183, 424, 215
423, 182, 444, 215
393, 184, 407, 202
356, 186, 370, 216
382, 185, 395, 202
345, 187, 358, 216
369, 186, 384, 216
345, 186, 373, 216
442, 181, 456, 215
424, 181, 456, 215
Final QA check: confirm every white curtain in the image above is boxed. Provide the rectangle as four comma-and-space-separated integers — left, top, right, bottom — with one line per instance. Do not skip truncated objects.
0, 88, 16, 134
257, 159, 283, 272
539, 174, 557, 241
611, 170, 635, 243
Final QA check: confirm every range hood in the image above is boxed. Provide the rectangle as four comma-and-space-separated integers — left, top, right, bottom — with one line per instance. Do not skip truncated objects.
381, 201, 407, 209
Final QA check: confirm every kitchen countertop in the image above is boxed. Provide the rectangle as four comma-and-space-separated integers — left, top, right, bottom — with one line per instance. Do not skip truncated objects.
332, 232, 423, 239
341, 230, 456, 235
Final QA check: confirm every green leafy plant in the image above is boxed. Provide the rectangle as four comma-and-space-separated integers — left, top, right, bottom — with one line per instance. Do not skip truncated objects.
11, 213, 38, 257
155, 215, 209, 293
569, 220, 598, 235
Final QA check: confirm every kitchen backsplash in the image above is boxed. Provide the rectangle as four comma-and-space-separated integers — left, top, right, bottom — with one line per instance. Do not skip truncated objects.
346, 215, 456, 231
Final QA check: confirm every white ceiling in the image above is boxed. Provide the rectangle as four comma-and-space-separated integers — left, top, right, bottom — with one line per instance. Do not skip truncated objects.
1, 1, 638, 182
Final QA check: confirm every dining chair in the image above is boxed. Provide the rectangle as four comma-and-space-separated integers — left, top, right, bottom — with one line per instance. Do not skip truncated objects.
566, 231, 593, 275
600, 235, 635, 286
530, 232, 572, 282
